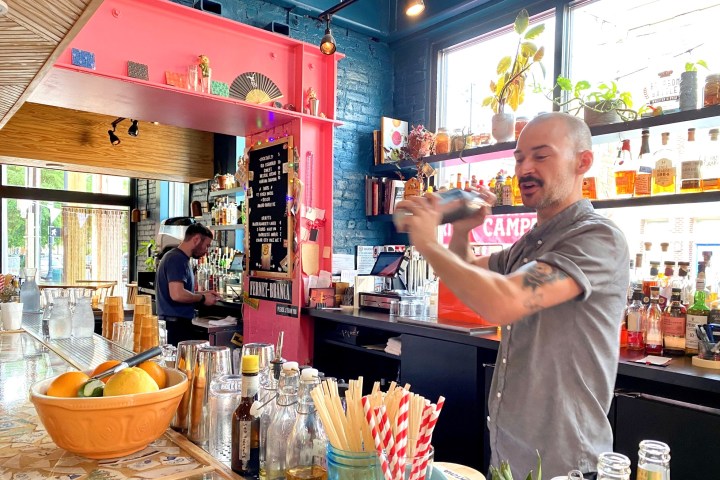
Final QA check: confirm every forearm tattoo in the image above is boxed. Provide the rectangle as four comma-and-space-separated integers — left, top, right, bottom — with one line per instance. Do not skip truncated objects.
521, 262, 568, 312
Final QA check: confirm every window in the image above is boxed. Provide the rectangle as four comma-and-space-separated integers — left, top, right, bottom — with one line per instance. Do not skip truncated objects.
437, 10, 556, 135
1, 165, 131, 292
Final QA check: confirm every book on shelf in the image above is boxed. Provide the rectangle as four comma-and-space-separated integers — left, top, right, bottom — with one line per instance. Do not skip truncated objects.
373, 130, 381, 165
365, 177, 405, 216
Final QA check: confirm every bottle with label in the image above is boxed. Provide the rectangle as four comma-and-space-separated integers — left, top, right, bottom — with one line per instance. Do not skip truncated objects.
642, 262, 660, 306
680, 128, 702, 193
265, 362, 300, 480
701, 128, 720, 191
511, 175, 523, 206
685, 271, 710, 355
658, 261, 675, 310
644, 286, 663, 355
636, 440, 670, 480
635, 130, 653, 197
501, 176, 513, 206
285, 368, 327, 480
662, 288, 686, 355
614, 139, 635, 198
456, 173, 462, 189
232, 355, 260, 476
596, 452, 631, 480
582, 176, 597, 199
494, 171, 505, 206
435, 128, 450, 154
677, 261, 693, 306
652, 132, 676, 195
627, 288, 645, 351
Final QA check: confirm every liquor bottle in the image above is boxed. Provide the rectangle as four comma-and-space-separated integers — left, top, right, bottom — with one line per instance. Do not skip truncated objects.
494, 171, 504, 206
501, 176, 513, 206
644, 286, 663, 355
614, 139, 635, 198
677, 261, 692, 306
582, 176, 597, 199
685, 270, 710, 355
658, 261, 675, 310
636, 440, 670, 480
651, 132, 676, 195
701, 128, 720, 191
596, 452, 631, 480
679, 128, 702, 193
456, 173, 462, 189
641, 262, 660, 306
285, 368, 327, 480
662, 288, 686, 355
232, 355, 260, 476
265, 362, 300, 480
634, 129, 652, 197
470, 174, 478, 188
626, 288, 645, 351
511, 175, 522, 206
702, 250, 718, 304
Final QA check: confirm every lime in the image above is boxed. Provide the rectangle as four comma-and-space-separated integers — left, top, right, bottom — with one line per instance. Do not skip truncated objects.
78, 379, 105, 397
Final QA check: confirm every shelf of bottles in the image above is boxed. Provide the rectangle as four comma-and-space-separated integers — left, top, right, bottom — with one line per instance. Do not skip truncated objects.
193, 246, 240, 295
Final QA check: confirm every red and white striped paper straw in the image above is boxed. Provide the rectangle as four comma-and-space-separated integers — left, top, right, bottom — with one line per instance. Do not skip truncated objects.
395, 389, 410, 476
377, 405, 399, 479
412, 397, 445, 480
363, 396, 392, 480
409, 403, 433, 480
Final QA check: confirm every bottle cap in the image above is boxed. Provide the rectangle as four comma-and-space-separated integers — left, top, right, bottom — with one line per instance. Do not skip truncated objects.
301, 368, 319, 381
664, 261, 676, 266
242, 354, 259, 374
671, 288, 681, 293
282, 361, 299, 372
650, 286, 660, 293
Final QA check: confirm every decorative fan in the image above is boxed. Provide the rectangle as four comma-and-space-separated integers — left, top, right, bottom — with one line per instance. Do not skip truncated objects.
230, 72, 283, 104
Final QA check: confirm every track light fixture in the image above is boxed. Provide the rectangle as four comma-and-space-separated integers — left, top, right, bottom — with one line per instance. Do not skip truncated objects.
317, 0, 359, 55
128, 119, 139, 137
320, 17, 336, 55
405, 0, 425, 16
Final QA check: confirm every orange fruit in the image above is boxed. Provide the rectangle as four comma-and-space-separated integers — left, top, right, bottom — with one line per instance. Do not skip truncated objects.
46, 371, 90, 397
91, 360, 121, 384
104, 367, 159, 396
138, 361, 167, 389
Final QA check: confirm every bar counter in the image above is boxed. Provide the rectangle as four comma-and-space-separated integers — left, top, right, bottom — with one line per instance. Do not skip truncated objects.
0, 315, 240, 480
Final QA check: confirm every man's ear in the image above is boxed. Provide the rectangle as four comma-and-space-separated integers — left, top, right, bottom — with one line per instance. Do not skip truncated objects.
577, 150, 593, 174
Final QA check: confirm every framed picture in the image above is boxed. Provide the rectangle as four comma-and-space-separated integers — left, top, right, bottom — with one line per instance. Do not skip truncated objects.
380, 117, 408, 163
309, 287, 336, 308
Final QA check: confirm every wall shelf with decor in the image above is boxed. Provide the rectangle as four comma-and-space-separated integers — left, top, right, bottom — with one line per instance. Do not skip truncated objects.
422, 105, 720, 169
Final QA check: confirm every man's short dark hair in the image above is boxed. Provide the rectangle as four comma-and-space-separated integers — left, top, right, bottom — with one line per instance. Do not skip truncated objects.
184, 223, 213, 241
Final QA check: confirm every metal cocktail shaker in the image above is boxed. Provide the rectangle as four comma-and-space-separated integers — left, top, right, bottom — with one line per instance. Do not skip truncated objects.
393, 188, 492, 232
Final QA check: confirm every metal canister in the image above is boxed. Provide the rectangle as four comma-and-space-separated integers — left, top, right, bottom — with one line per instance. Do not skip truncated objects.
187, 345, 233, 446
393, 188, 492, 232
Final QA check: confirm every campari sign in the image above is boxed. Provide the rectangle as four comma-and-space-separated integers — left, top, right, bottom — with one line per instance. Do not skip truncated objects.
440, 212, 537, 246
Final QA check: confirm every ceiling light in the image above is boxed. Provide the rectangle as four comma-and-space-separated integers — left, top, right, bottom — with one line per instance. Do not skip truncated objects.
405, 0, 425, 16
108, 129, 121, 146
128, 119, 139, 137
320, 18, 337, 55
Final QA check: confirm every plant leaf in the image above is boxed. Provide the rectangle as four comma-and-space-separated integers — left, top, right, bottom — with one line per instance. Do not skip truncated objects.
536, 450, 542, 480
514, 9, 529, 35
524, 23, 545, 40
520, 42, 538, 58
557, 76, 573, 91
685, 61, 695, 72
490, 80, 497, 93
698, 59, 709, 69
497, 56, 512, 75
482, 96, 494, 107
533, 46, 545, 63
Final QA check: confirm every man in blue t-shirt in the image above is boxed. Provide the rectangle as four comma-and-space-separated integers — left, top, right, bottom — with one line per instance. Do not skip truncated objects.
156, 223, 220, 345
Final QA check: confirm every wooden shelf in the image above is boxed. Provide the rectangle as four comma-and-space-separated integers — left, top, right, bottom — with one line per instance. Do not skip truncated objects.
208, 224, 245, 231
322, 338, 400, 360
208, 187, 245, 198
421, 105, 720, 168
371, 161, 418, 178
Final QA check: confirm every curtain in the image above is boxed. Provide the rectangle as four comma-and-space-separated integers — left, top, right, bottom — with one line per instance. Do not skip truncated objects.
62, 207, 127, 283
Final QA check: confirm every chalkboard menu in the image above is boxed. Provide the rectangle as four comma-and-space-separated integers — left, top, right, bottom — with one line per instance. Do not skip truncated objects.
246, 136, 294, 278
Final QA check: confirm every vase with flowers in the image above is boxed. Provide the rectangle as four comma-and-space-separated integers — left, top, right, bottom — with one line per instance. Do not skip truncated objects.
482, 9, 546, 143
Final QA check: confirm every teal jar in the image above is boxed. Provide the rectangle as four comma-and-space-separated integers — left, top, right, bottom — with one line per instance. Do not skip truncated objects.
326, 444, 379, 480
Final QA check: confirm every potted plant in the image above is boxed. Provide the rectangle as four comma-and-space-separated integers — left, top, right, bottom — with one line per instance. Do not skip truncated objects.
482, 9, 546, 142
680, 60, 709, 111
138, 238, 157, 272
540, 76, 637, 126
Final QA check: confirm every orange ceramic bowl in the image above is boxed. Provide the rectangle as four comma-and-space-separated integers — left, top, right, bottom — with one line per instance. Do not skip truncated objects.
29, 367, 187, 459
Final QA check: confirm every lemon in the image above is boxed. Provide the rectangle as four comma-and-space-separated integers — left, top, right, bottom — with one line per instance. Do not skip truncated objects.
103, 367, 159, 396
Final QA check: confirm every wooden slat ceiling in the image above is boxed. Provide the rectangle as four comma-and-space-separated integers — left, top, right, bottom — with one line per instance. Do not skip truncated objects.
0, 0, 103, 129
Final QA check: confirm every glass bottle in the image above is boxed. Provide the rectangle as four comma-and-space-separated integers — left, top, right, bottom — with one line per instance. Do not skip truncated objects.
286, 368, 327, 480
502, 175, 513, 206
644, 286, 663, 355
265, 361, 300, 480
651, 132, 676, 195
614, 139, 636, 198
680, 128, 702, 193
71, 296, 95, 338
642, 262, 660, 307
701, 128, 720, 191
685, 269, 710, 355
634, 130, 652, 197
658, 261, 675, 310
259, 368, 279, 480
596, 452, 631, 480
677, 261, 692, 306
662, 288, 686, 356
582, 176, 597, 200
511, 175, 522, 206
637, 440, 670, 480
435, 128, 450, 154
19, 267, 41, 313
232, 355, 260, 476
494, 171, 504, 206
627, 288, 645, 351
456, 173, 463, 189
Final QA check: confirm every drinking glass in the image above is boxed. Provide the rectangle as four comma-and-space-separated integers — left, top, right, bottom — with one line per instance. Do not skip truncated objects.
208, 374, 243, 467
